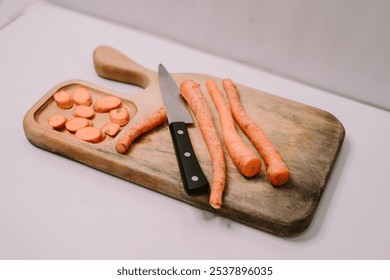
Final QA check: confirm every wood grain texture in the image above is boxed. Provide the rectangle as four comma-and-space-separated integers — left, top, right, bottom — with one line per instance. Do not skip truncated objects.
23, 46, 345, 236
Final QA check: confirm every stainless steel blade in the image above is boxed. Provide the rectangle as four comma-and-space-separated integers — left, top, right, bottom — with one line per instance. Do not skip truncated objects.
158, 64, 193, 124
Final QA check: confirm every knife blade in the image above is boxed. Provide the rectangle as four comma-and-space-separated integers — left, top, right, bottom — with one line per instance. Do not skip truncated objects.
158, 64, 209, 196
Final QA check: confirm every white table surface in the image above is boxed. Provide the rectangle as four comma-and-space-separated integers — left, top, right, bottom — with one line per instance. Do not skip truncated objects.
1, 2, 389, 260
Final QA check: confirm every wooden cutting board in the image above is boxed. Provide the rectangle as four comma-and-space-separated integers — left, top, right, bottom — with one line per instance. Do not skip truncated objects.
23, 46, 345, 236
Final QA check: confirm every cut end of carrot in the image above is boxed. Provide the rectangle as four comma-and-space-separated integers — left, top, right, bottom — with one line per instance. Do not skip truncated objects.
269, 169, 290, 186
65, 117, 91, 133
73, 105, 95, 119
93, 95, 122, 113
109, 107, 130, 126
75, 126, 105, 143
53, 90, 73, 109
48, 114, 67, 130
72, 87, 92, 106
241, 157, 262, 177
101, 122, 120, 137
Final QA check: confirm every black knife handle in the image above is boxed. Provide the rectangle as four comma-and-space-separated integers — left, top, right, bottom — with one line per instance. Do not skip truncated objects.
169, 122, 209, 196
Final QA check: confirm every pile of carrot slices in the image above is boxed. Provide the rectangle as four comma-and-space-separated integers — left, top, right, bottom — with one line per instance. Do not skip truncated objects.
115, 78, 290, 209
48, 86, 129, 143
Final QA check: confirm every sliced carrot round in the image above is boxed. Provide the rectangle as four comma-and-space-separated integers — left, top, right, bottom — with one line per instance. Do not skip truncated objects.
73, 105, 95, 119
101, 122, 120, 137
109, 107, 130, 126
53, 90, 73, 109
75, 126, 105, 143
65, 117, 92, 133
48, 114, 67, 130
72, 87, 92, 106
93, 95, 122, 113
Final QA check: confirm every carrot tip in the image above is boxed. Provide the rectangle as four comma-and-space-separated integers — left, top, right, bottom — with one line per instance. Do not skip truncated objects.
210, 202, 221, 209
115, 143, 126, 154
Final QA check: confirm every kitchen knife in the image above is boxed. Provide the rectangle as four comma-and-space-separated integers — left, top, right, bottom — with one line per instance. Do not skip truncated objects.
158, 64, 209, 196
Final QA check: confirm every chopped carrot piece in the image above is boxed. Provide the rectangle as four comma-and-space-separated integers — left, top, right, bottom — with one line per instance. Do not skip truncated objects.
222, 79, 290, 186
73, 105, 95, 119
206, 79, 262, 177
65, 117, 92, 133
109, 107, 130, 126
75, 126, 105, 143
72, 87, 92, 106
179, 80, 226, 209
53, 90, 73, 109
93, 95, 122, 113
48, 114, 67, 130
116, 106, 167, 154
101, 122, 120, 137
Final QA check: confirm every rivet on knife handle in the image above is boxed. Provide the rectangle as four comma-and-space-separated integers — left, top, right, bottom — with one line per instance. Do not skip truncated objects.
169, 122, 209, 196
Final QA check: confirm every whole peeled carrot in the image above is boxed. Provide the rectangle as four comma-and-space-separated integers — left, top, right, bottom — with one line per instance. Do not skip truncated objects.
222, 79, 290, 186
179, 79, 226, 209
115, 106, 167, 154
206, 79, 261, 177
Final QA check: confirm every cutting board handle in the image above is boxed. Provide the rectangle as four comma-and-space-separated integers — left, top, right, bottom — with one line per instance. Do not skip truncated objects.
93, 45, 154, 89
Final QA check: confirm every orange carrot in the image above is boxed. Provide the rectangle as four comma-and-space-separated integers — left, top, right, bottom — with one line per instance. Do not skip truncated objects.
48, 114, 67, 130
101, 122, 121, 137
75, 126, 105, 143
72, 87, 92, 106
93, 95, 122, 113
53, 90, 73, 109
179, 79, 226, 209
73, 105, 95, 119
116, 106, 167, 154
65, 117, 93, 133
206, 79, 261, 177
110, 107, 130, 126
222, 79, 290, 186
